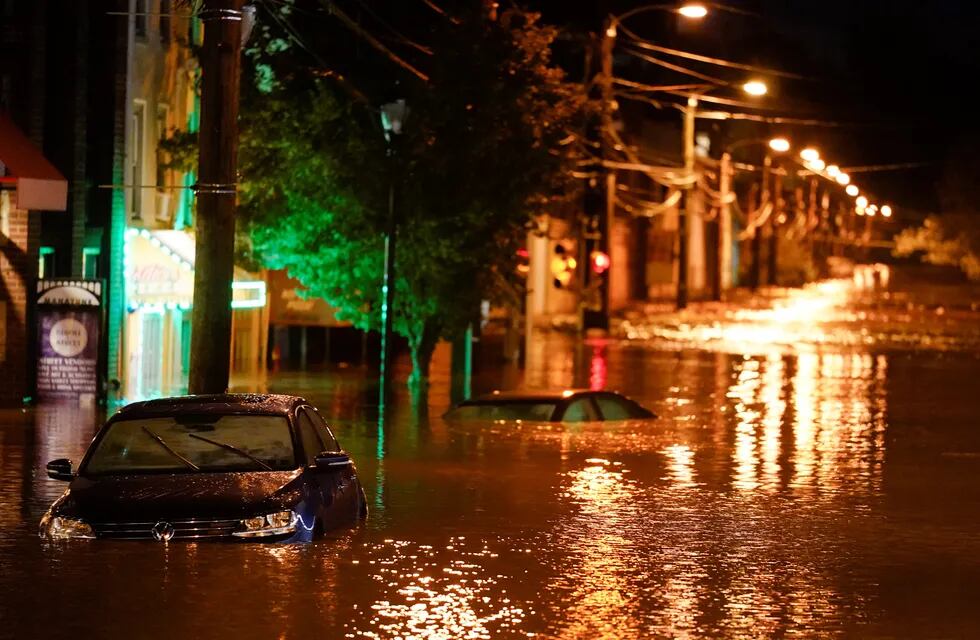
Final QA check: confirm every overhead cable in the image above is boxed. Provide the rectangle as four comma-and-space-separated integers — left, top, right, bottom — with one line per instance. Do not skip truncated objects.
320, 0, 429, 82
618, 25, 807, 80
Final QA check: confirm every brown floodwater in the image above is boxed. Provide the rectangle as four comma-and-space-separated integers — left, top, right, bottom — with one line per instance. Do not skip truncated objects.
2, 326, 980, 638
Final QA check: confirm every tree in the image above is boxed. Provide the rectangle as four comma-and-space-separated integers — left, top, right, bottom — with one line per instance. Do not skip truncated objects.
893, 136, 980, 280
238, 4, 586, 401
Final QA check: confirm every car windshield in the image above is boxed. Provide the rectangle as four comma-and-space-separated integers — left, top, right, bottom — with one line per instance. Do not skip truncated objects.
82, 414, 296, 475
446, 402, 557, 421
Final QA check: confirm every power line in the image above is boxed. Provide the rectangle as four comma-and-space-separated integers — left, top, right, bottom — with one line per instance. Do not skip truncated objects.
618, 25, 808, 80
621, 47, 730, 86
319, 0, 429, 82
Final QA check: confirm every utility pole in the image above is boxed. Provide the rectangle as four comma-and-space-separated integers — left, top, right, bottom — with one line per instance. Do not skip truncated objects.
188, 0, 243, 395
767, 168, 781, 286
677, 95, 696, 309
749, 154, 770, 291
582, 18, 614, 330
716, 151, 733, 300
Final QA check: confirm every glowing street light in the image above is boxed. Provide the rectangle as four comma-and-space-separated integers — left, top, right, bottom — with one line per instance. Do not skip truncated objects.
742, 80, 768, 96
768, 137, 790, 153
856, 195, 868, 208
826, 164, 840, 178
881, 205, 892, 217
867, 204, 878, 216
835, 172, 850, 186
800, 148, 820, 163
808, 158, 825, 171
677, 3, 708, 18
846, 184, 859, 197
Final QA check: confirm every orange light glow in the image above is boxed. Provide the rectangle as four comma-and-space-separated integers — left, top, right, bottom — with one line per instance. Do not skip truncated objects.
677, 3, 708, 19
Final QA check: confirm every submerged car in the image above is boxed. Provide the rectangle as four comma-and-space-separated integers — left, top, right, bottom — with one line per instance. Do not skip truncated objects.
40, 394, 366, 542
445, 389, 656, 422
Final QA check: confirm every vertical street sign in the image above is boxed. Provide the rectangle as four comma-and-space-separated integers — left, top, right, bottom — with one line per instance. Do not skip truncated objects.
35, 279, 104, 406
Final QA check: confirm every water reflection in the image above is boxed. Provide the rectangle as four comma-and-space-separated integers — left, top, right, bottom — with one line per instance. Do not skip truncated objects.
3, 331, 980, 638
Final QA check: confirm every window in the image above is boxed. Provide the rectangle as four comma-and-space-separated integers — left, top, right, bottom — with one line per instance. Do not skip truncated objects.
82, 247, 100, 279
561, 397, 599, 423
130, 101, 146, 217
0, 74, 11, 112
83, 415, 296, 475
135, 0, 147, 39
445, 402, 557, 421
38, 247, 55, 278
304, 408, 341, 452
595, 394, 654, 420
295, 408, 326, 464
159, 0, 171, 42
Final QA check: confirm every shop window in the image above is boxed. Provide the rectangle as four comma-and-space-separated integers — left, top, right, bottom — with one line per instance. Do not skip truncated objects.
38, 247, 54, 278
82, 247, 100, 279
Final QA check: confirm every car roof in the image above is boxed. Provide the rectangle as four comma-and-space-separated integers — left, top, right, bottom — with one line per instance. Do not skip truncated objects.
114, 394, 307, 419
462, 389, 599, 404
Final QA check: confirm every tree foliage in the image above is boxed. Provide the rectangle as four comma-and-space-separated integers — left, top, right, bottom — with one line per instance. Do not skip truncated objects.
238, 4, 586, 394
893, 136, 980, 280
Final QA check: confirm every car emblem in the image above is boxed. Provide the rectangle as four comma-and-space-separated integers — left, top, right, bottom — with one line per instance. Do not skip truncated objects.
151, 521, 176, 542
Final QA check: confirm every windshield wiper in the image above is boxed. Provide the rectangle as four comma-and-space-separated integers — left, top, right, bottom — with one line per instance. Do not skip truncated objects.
187, 433, 273, 471
142, 426, 200, 471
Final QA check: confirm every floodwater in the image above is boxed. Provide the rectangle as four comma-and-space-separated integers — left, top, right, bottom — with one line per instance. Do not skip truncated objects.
3, 283, 980, 638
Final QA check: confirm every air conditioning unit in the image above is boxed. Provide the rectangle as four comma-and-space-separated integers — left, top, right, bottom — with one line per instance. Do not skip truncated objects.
156, 191, 172, 223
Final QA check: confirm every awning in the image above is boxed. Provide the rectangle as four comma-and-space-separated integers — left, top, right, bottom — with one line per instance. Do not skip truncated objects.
0, 114, 67, 211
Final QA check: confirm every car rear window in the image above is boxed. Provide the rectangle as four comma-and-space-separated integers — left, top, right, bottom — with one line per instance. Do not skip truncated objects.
446, 402, 557, 421
83, 415, 296, 475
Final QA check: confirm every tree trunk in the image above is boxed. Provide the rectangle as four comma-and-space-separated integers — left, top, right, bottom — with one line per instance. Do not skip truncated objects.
407, 320, 439, 412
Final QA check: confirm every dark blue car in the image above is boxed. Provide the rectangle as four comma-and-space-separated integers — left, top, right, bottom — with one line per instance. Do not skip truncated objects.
39, 394, 367, 542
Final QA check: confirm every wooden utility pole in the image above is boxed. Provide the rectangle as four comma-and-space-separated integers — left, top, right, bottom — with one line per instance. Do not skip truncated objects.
188, 0, 243, 395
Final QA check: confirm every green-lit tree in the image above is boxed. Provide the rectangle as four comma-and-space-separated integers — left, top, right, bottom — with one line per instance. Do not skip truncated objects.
237, 5, 585, 399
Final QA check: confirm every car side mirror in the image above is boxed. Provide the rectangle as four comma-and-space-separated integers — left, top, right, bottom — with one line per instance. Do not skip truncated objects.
46, 458, 74, 481
314, 452, 351, 470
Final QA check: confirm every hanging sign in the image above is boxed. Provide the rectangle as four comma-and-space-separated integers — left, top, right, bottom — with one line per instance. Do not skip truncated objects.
35, 279, 103, 405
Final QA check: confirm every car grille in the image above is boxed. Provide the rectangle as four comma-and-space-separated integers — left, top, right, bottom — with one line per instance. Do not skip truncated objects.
91, 518, 242, 540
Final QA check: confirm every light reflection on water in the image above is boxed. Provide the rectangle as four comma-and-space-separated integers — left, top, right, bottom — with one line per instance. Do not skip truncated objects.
2, 329, 980, 638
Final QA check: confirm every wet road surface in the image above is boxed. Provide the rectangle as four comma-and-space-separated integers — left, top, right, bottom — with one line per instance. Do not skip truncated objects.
3, 287, 980, 638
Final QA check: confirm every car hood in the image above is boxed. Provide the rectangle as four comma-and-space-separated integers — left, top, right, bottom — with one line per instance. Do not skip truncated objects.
54, 470, 304, 522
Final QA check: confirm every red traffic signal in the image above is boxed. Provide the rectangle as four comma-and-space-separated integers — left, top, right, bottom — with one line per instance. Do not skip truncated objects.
590, 250, 610, 275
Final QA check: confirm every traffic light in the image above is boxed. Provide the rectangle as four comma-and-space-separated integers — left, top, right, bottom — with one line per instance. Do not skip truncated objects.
516, 247, 530, 277
590, 250, 610, 275
551, 242, 576, 288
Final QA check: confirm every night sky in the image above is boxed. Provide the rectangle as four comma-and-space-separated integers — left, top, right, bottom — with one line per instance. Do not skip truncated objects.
526, 0, 980, 214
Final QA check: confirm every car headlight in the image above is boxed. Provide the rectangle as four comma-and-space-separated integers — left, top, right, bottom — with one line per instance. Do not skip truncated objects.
233, 510, 298, 538
39, 513, 95, 539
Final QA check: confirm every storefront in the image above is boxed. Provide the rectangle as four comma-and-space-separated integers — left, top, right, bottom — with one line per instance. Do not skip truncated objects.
123, 228, 267, 399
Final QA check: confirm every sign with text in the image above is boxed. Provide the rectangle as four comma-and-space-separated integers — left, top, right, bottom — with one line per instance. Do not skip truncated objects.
35, 280, 103, 405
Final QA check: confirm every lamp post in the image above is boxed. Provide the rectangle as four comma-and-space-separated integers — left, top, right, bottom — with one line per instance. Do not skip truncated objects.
378, 99, 407, 413
719, 136, 784, 293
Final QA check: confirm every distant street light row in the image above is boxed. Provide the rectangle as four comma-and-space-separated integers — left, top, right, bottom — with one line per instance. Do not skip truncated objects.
765, 138, 893, 219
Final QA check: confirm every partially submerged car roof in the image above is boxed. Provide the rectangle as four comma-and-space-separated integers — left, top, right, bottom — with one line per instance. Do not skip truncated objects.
115, 394, 306, 419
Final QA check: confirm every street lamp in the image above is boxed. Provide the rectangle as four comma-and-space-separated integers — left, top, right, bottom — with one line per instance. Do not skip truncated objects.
677, 3, 708, 18
768, 137, 790, 153
825, 164, 840, 178
379, 99, 407, 412
742, 80, 768, 96
856, 195, 868, 209
846, 184, 859, 197
881, 205, 893, 218
800, 148, 820, 163
835, 172, 850, 186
